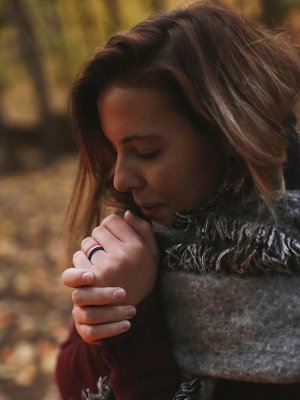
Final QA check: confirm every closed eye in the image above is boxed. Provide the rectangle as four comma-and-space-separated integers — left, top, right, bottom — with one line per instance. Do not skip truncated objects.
137, 150, 160, 160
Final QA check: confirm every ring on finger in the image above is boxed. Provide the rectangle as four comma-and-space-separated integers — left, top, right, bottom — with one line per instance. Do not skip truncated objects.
86, 244, 105, 261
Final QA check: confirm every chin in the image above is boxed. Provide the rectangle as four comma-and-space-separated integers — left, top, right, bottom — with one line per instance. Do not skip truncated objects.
151, 219, 164, 228
150, 215, 173, 228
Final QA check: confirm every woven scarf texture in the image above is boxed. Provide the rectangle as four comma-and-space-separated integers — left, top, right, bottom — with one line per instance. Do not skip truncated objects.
156, 180, 300, 400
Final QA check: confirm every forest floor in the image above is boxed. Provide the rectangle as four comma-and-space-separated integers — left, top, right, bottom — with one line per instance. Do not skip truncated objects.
0, 156, 77, 400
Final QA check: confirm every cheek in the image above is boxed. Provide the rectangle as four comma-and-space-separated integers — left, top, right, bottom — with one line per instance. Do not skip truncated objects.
169, 147, 222, 209
153, 150, 194, 192
147, 167, 174, 194
153, 164, 193, 205
143, 162, 178, 201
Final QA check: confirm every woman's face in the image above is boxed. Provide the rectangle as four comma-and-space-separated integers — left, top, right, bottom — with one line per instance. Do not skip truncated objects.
97, 84, 225, 226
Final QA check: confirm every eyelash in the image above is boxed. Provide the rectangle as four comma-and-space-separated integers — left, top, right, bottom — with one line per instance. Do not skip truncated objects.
137, 150, 159, 160
110, 145, 159, 160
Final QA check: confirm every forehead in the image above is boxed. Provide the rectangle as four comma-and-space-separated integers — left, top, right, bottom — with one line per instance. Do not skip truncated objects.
97, 84, 183, 143
97, 83, 171, 112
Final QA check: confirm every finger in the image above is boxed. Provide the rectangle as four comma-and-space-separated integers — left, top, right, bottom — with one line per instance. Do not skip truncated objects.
90, 225, 122, 254
73, 250, 92, 269
81, 237, 106, 263
72, 286, 126, 306
124, 210, 159, 260
72, 304, 136, 324
76, 320, 131, 343
62, 268, 96, 288
99, 214, 141, 244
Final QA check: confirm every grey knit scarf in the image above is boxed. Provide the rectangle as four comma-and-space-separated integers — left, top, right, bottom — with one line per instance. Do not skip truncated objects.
82, 180, 300, 400
155, 180, 300, 399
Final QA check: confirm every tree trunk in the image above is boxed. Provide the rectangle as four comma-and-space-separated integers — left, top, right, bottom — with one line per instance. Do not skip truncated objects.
103, 0, 121, 37
260, 0, 285, 28
10, 0, 56, 158
0, 94, 16, 172
47, 0, 71, 84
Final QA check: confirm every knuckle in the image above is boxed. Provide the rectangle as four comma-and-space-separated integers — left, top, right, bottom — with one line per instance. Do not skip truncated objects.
92, 225, 103, 237
84, 308, 93, 322
72, 305, 78, 318
114, 249, 130, 267
86, 325, 97, 341
73, 251, 82, 261
72, 288, 81, 305
73, 251, 83, 264
76, 324, 91, 343
132, 240, 144, 254
81, 237, 92, 247
117, 248, 128, 261
101, 214, 119, 227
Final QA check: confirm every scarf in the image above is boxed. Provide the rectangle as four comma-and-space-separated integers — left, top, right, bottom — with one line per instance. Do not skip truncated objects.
82, 182, 300, 400
155, 180, 300, 400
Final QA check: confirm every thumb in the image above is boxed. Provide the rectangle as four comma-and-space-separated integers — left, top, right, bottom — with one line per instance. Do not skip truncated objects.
124, 211, 159, 262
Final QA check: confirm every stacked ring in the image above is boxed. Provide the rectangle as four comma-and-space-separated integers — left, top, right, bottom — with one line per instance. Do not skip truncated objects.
86, 244, 104, 261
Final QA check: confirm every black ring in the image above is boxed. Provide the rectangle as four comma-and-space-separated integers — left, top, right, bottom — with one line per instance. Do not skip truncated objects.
87, 245, 104, 261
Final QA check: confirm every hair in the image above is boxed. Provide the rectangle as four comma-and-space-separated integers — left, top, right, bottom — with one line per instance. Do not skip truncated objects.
67, 1, 300, 251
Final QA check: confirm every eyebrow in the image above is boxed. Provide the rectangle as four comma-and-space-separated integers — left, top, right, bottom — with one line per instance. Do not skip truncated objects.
121, 134, 159, 145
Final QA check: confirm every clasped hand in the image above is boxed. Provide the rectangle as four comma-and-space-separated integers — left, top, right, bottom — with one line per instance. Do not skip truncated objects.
62, 211, 159, 344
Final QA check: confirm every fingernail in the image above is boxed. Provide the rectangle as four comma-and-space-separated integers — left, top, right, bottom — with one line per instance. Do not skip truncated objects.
120, 321, 131, 332
113, 289, 125, 300
126, 210, 137, 219
82, 272, 94, 283
73, 251, 81, 258
126, 307, 136, 318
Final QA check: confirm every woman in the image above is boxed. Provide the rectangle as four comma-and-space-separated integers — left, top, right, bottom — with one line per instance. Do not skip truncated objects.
56, 2, 300, 399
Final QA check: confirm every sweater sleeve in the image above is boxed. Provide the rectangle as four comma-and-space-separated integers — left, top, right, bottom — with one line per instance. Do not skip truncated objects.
55, 291, 179, 400
100, 291, 179, 400
55, 323, 110, 400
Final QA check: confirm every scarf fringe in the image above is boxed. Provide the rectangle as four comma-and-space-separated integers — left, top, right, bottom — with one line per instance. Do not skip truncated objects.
173, 377, 203, 400
173, 376, 218, 400
167, 214, 300, 275
82, 376, 112, 400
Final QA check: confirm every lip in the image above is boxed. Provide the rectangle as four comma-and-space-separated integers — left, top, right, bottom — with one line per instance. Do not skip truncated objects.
137, 203, 161, 208
138, 204, 163, 216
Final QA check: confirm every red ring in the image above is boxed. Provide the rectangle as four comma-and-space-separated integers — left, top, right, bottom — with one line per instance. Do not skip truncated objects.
85, 244, 100, 257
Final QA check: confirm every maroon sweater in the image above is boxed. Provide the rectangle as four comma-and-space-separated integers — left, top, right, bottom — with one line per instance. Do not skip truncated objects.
55, 292, 179, 400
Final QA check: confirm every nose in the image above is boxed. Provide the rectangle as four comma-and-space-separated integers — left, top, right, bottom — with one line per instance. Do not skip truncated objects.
113, 155, 143, 192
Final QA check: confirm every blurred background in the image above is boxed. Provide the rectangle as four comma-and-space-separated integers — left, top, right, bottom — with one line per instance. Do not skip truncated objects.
0, 0, 300, 399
